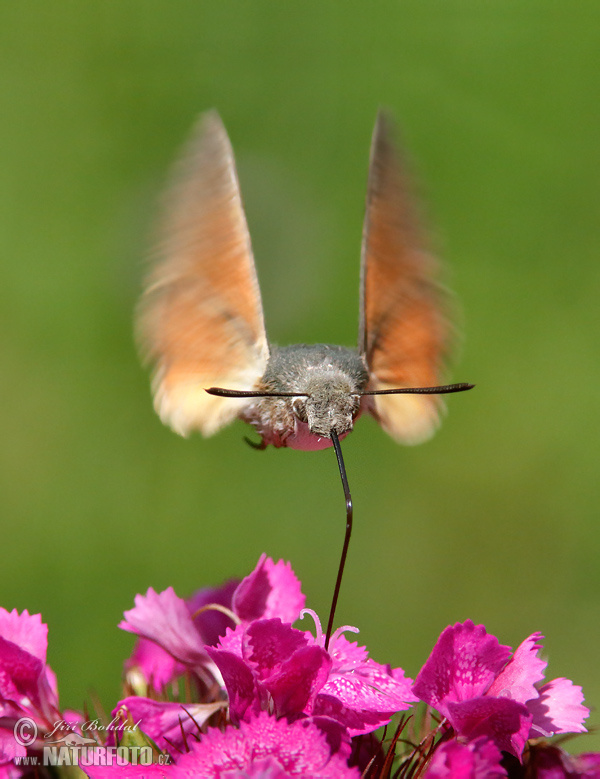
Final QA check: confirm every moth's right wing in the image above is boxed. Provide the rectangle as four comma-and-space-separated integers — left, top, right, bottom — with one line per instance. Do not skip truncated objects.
359, 112, 452, 444
137, 111, 269, 436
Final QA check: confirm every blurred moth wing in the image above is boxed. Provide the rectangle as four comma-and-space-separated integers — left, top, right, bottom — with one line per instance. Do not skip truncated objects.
360, 112, 451, 444
137, 111, 269, 436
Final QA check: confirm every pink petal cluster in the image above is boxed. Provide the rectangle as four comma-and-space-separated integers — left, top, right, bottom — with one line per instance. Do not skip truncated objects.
413, 620, 589, 759
0, 609, 81, 765
176, 712, 361, 778
121, 554, 303, 694
115, 555, 313, 752
206, 611, 415, 735
423, 736, 507, 778
114, 556, 414, 758
526, 743, 600, 778
85, 713, 360, 778
0, 561, 596, 778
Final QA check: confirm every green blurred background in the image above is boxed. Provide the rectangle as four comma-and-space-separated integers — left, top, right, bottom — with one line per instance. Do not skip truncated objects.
2, 1, 599, 751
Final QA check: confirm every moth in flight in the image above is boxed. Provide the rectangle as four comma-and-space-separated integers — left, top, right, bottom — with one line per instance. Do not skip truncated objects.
138, 111, 473, 646
137, 110, 472, 452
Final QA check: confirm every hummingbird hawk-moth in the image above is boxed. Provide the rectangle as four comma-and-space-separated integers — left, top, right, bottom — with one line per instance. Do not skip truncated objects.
137, 110, 472, 451
137, 110, 473, 646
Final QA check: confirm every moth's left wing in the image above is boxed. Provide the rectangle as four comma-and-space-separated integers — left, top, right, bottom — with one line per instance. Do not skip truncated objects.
137, 111, 269, 436
359, 111, 452, 444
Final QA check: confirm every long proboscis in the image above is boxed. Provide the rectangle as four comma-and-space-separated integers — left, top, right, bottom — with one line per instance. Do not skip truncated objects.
206, 383, 475, 398
326, 429, 353, 651
205, 383, 473, 648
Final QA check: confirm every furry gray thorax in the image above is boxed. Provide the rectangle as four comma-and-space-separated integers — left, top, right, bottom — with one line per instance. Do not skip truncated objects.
244, 344, 370, 442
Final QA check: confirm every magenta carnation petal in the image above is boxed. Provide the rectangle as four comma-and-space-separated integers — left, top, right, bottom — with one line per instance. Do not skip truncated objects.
233, 555, 305, 625
84, 765, 179, 778
528, 744, 600, 777
528, 745, 600, 777
126, 637, 185, 690
44, 665, 59, 703
262, 645, 331, 716
358, 659, 416, 704
529, 745, 570, 777
177, 712, 361, 777
413, 620, 512, 715
0, 635, 45, 709
205, 647, 260, 722
327, 634, 369, 668
187, 579, 240, 647
447, 696, 532, 758
119, 587, 207, 666
0, 727, 26, 764
392, 666, 416, 688
301, 630, 416, 735
487, 633, 547, 704
323, 662, 415, 715
215, 623, 244, 655
0, 610, 56, 716
574, 752, 600, 772
0, 609, 48, 665
424, 736, 507, 778
313, 692, 401, 737
306, 716, 353, 762
112, 697, 223, 753
244, 620, 309, 679
528, 677, 589, 738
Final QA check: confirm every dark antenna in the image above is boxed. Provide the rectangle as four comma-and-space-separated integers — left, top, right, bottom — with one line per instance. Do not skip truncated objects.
325, 429, 353, 650
206, 383, 474, 399
206, 387, 309, 398
360, 382, 474, 396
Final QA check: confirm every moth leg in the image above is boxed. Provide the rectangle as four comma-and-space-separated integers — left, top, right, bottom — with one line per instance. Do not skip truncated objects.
243, 435, 267, 451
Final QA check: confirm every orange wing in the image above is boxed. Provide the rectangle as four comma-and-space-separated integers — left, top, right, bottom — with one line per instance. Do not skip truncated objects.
137, 111, 269, 436
359, 111, 451, 444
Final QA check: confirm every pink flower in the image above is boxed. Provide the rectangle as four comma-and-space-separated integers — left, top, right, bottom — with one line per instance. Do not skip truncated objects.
526, 743, 600, 777
121, 578, 239, 694
120, 586, 210, 667
85, 712, 360, 778
0, 609, 55, 719
124, 633, 186, 692
207, 610, 416, 735
424, 737, 507, 778
108, 697, 225, 753
179, 712, 359, 777
0, 609, 81, 766
413, 620, 589, 758
527, 677, 591, 739
232, 555, 305, 624
121, 556, 305, 692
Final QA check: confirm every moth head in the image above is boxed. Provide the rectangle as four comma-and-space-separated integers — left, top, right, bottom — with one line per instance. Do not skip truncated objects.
292, 372, 363, 438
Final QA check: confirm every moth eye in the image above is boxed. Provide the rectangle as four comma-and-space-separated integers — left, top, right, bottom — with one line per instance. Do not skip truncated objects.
350, 395, 362, 418
292, 398, 308, 422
